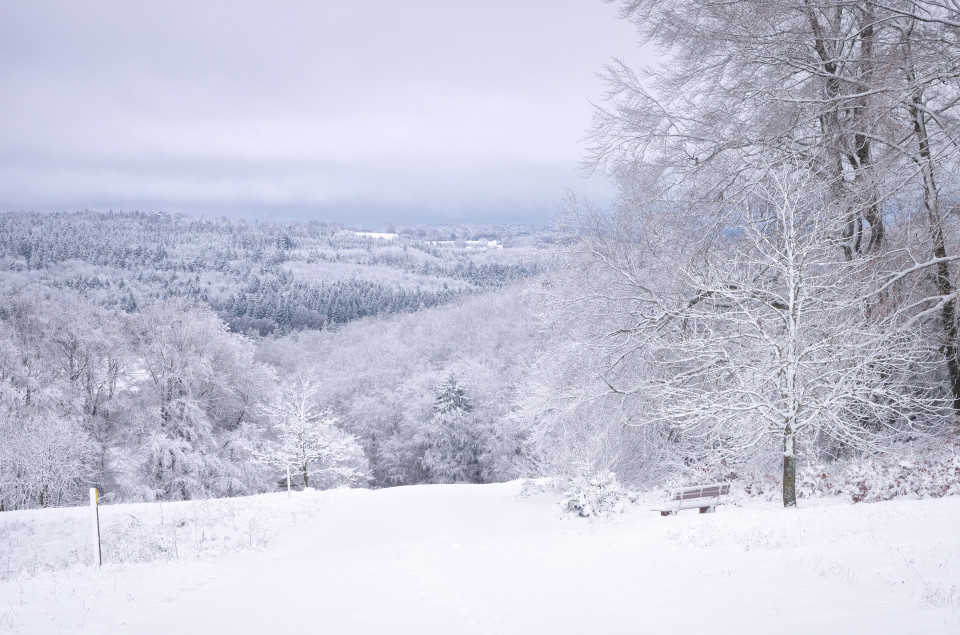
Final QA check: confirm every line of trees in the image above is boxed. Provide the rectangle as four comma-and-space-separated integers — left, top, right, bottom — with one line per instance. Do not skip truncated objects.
0, 280, 536, 510
258, 286, 536, 488
0, 211, 542, 335
527, 0, 960, 506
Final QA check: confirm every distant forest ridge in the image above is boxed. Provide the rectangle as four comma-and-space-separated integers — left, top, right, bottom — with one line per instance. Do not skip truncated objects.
0, 210, 550, 334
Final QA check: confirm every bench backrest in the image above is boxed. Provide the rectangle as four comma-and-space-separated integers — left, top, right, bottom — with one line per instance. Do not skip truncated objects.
671, 483, 730, 501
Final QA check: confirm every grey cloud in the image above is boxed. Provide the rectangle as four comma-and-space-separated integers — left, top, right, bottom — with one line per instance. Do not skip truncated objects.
0, 1, 647, 223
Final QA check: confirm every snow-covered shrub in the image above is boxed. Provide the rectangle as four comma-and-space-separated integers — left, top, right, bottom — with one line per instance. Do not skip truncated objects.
657, 454, 781, 502
517, 478, 555, 498
560, 471, 626, 517
735, 472, 782, 500
799, 439, 960, 502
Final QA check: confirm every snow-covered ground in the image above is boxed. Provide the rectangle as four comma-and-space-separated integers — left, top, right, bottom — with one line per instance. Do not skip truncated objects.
1, 482, 958, 634
352, 231, 398, 241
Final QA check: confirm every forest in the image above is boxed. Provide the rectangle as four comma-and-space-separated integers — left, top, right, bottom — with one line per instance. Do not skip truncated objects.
0, 212, 545, 509
521, 0, 960, 509
6, 0, 960, 515
0, 211, 542, 335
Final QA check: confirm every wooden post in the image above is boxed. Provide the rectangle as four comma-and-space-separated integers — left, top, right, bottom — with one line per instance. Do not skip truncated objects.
90, 488, 102, 568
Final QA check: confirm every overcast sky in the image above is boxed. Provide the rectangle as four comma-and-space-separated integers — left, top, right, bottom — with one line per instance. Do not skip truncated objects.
0, 1, 646, 225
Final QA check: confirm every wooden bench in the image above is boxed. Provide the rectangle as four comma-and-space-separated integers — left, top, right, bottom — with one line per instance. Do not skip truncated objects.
652, 483, 730, 516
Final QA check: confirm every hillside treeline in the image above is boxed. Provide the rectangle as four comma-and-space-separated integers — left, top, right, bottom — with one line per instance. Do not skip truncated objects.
0, 283, 537, 510
0, 211, 542, 335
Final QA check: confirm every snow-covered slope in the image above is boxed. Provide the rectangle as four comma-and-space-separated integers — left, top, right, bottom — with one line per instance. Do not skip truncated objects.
2, 482, 958, 634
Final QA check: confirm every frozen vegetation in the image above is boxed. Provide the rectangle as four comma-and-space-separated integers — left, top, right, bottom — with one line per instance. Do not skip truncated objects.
0, 214, 544, 509
7, 2, 960, 631
6, 1, 960, 521
0, 211, 545, 335
513, 0, 960, 511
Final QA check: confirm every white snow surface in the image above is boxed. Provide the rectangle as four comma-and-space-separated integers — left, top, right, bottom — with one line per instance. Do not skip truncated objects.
351, 232, 398, 240
2, 481, 959, 634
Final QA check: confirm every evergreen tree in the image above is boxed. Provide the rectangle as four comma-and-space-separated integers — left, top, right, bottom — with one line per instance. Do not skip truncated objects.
420, 375, 482, 484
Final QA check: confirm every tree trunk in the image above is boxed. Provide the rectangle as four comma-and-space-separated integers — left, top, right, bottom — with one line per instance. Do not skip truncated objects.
783, 432, 797, 508
905, 35, 960, 413
302, 462, 309, 489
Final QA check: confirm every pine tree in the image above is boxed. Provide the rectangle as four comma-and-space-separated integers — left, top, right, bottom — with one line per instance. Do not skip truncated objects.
420, 374, 482, 484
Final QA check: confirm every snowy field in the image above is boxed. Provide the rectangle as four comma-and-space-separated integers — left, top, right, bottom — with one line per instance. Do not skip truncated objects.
1, 482, 959, 634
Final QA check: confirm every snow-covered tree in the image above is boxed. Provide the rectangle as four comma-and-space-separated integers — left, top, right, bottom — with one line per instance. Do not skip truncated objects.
546, 168, 950, 506
0, 411, 95, 511
0, 293, 104, 509
420, 374, 483, 484
262, 287, 539, 487
258, 373, 369, 489
124, 299, 274, 500
589, 0, 960, 412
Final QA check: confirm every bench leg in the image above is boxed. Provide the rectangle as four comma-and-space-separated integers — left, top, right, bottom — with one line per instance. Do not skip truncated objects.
699, 506, 715, 514
660, 511, 676, 517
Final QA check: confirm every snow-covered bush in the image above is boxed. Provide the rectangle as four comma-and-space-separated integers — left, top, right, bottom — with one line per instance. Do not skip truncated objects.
560, 471, 626, 517
799, 439, 960, 502
654, 452, 781, 502
735, 472, 783, 500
